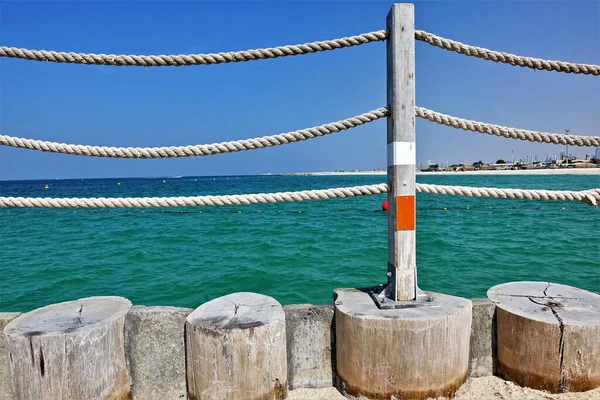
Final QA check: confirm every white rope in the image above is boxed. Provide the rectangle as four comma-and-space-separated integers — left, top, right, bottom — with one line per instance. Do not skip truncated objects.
416, 184, 600, 207
415, 30, 600, 76
0, 184, 388, 208
1, 184, 597, 208
0, 108, 388, 158
416, 107, 600, 147
3, 106, 597, 157
0, 31, 387, 67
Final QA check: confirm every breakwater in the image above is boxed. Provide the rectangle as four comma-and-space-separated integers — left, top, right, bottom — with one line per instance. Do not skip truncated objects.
0, 298, 495, 399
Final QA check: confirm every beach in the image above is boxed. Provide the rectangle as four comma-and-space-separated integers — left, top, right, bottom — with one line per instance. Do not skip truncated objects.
284, 168, 600, 176
288, 377, 600, 399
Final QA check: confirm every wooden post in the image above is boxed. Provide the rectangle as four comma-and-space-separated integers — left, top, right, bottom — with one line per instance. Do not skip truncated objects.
3, 296, 132, 400
488, 282, 600, 393
186, 292, 287, 400
335, 289, 472, 399
387, 3, 416, 301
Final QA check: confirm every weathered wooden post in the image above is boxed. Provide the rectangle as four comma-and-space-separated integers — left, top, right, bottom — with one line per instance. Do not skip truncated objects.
386, 0, 416, 302
488, 282, 600, 393
186, 292, 287, 400
3, 296, 132, 400
334, 5, 472, 399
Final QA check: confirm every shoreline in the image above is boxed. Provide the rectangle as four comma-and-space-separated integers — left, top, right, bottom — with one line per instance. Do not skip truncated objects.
283, 168, 600, 176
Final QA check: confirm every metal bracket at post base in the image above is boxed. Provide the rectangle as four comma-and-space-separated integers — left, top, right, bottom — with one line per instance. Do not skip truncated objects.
368, 284, 434, 309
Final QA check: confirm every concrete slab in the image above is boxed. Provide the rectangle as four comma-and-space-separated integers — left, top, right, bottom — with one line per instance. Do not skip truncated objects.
469, 298, 495, 378
125, 306, 191, 400
284, 304, 335, 389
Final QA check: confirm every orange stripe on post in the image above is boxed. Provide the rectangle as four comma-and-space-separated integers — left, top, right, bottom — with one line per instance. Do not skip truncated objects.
396, 195, 415, 231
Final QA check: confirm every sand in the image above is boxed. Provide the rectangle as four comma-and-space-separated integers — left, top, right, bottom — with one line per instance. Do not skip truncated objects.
283, 169, 599, 176
287, 377, 600, 399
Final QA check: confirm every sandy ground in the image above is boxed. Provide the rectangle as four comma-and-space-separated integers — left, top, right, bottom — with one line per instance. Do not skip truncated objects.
287, 377, 600, 399
284, 169, 599, 176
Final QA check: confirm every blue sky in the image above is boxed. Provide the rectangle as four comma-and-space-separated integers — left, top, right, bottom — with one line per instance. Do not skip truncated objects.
1, 1, 598, 180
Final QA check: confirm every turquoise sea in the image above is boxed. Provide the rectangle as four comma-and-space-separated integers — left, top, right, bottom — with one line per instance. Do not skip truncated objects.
1, 174, 599, 312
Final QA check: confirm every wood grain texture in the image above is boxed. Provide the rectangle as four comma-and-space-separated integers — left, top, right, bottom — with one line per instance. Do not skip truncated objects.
334, 288, 471, 399
185, 292, 287, 400
488, 281, 600, 393
386, 3, 416, 301
3, 297, 132, 400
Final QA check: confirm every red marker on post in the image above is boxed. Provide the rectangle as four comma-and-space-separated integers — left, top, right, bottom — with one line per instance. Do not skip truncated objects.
382, 200, 388, 211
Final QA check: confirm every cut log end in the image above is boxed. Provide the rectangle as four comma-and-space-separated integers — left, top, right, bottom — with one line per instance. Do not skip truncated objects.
5, 296, 132, 338
186, 292, 284, 330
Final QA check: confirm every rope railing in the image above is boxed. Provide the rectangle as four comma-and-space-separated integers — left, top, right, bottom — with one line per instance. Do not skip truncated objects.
1, 184, 598, 208
415, 107, 600, 147
1, 22, 598, 212
0, 108, 388, 159
414, 30, 600, 76
2, 29, 597, 76
0, 30, 387, 67
2, 106, 597, 158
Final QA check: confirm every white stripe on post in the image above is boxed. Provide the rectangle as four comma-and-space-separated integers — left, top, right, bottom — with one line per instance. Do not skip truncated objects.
386, 3, 416, 301
387, 142, 416, 167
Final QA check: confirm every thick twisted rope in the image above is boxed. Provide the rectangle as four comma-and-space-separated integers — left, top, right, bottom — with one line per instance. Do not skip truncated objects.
416, 184, 600, 206
416, 107, 600, 147
3, 106, 596, 156
1, 184, 597, 208
0, 31, 386, 67
0, 108, 388, 158
0, 184, 388, 208
415, 30, 600, 76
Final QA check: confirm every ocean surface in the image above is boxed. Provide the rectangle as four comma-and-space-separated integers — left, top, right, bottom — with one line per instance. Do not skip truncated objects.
1, 174, 599, 312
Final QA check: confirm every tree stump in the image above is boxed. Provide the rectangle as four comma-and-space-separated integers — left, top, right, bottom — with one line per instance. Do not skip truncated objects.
488, 281, 600, 393
3, 296, 132, 400
186, 292, 287, 400
334, 288, 472, 399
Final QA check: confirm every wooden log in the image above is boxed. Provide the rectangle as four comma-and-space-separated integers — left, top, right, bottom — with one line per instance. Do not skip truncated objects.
334, 288, 472, 399
3, 296, 132, 400
488, 281, 600, 393
186, 292, 287, 400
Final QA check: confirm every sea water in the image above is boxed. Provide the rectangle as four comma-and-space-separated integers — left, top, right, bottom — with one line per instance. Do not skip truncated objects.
1, 174, 598, 312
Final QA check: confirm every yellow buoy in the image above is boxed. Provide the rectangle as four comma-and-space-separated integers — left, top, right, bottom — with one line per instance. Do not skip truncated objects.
237, 210, 241, 214
443, 207, 447, 210
561, 207, 566, 210
44, 185, 49, 189
258, 211, 262, 213
117, 182, 120, 185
